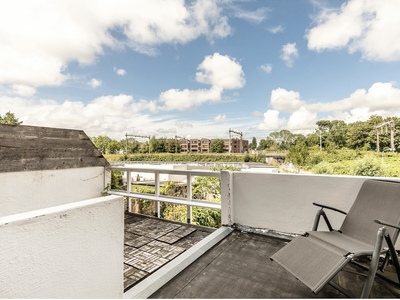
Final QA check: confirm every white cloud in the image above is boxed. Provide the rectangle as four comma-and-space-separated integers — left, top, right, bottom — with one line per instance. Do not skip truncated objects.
114, 67, 126, 76
158, 52, 245, 111
159, 86, 223, 111
256, 110, 285, 131
88, 78, 102, 88
213, 114, 226, 123
0, 0, 231, 88
0, 94, 159, 139
195, 53, 245, 89
156, 128, 177, 134
286, 107, 318, 131
232, 7, 270, 24
175, 121, 193, 128
12, 84, 36, 97
280, 43, 298, 67
306, 0, 400, 61
252, 110, 263, 117
267, 25, 284, 34
255, 82, 400, 133
260, 64, 272, 73
270, 88, 305, 113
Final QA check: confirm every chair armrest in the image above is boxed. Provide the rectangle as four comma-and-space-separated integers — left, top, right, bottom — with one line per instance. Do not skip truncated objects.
374, 219, 400, 230
313, 202, 347, 215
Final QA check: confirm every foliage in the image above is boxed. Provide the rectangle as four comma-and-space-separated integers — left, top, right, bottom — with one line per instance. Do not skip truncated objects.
210, 139, 225, 153
0, 111, 22, 125
249, 137, 257, 150
350, 154, 384, 177
111, 171, 124, 190
286, 140, 309, 167
257, 137, 276, 150
312, 161, 335, 175
269, 129, 294, 150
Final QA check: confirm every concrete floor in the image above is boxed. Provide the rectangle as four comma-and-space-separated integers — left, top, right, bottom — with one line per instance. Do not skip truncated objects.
150, 231, 400, 298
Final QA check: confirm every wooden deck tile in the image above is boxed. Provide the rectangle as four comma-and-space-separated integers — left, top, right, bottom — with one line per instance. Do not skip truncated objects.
127, 218, 181, 239
125, 232, 153, 248
124, 265, 149, 291
157, 226, 196, 244
125, 248, 169, 273
140, 240, 186, 260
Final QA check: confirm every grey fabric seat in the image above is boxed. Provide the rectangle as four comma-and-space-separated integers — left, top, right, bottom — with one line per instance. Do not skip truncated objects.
271, 179, 400, 298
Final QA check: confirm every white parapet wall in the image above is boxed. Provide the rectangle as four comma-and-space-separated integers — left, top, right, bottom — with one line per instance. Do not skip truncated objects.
0, 195, 124, 298
221, 171, 400, 235
0, 166, 110, 217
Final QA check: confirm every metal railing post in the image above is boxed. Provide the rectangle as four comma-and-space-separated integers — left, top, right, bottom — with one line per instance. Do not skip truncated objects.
155, 171, 160, 218
127, 170, 132, 212
187, 173, 192, 224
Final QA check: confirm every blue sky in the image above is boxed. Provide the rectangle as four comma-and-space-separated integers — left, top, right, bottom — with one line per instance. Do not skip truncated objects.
1, 0, 400, 141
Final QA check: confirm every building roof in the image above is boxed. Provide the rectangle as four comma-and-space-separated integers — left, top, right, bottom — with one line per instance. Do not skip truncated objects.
0, 124, 108, 173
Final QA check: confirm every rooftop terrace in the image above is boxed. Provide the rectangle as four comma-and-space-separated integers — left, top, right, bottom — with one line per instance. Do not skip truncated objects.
121, 213, 400, 298
2, 143, 400, 298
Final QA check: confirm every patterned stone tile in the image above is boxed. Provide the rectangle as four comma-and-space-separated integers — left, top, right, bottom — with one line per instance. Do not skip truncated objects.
123, 264, 149, 290
157, 226, 197, 244
174, 230, 211, 249
125, 232, 152, 248
125, 248, 169, 273
140, 240, 186, 260
126, 218, 181, 239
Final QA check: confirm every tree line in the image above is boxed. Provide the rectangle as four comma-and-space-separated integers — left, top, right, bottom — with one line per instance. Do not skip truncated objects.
256, 115, 400, 152
91, 135, 229, 155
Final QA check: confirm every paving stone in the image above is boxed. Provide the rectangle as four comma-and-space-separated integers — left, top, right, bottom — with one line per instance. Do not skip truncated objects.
157, 226, 197, 244
174, 230, 211, 249
125, 232, 153, 248
124, 264, 149, 290
123, 213, 214, 291
125, 248, 169, 273
127, 218, 181, 239
140, 240, 186, 260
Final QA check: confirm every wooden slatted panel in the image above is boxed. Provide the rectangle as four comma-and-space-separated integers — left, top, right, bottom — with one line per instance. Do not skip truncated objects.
0, 124, 108, 172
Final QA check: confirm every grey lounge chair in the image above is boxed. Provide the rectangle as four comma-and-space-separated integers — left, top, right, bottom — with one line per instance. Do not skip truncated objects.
271, 179, 400, 298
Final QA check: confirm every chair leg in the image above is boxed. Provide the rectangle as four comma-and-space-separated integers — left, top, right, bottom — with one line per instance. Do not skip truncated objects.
361, 227, 385, 298
384, 233, 400, 284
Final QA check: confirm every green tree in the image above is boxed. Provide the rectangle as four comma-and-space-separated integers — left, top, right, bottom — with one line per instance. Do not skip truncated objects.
0, 111, 22, 125
257, 137, 275, 150
210, 139, 225, 153
140, 142, 150, 153
269, 129, 294, 150
91, 136, 112, 154
107, 139, 121, 154
249, 137, 257, 150
124, 138, 140, 154
346, 121, 373, 150
286, 140, 309, 167
305, 131, 320, 147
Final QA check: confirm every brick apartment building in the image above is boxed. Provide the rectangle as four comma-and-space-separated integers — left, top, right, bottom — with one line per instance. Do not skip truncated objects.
180, 138, 249, 153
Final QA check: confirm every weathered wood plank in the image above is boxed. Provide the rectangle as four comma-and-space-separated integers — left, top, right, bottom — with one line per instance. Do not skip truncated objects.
1, 157, 108, 172
0, 124, 108, 173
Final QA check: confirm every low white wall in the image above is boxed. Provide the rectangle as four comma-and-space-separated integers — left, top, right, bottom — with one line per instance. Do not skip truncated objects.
0, 167, 110, 217
221, 172, 398, 235
0, 195, 124, 298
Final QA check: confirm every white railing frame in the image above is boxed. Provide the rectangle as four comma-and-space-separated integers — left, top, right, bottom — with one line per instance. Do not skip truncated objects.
108, 166, 221, 224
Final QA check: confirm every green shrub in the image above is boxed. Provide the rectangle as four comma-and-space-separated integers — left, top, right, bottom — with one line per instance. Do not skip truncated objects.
312, 161, 334, 174
350, 155, 384, 177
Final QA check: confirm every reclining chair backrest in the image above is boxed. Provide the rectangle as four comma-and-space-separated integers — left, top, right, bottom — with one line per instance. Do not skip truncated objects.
340, 179, 400, 246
